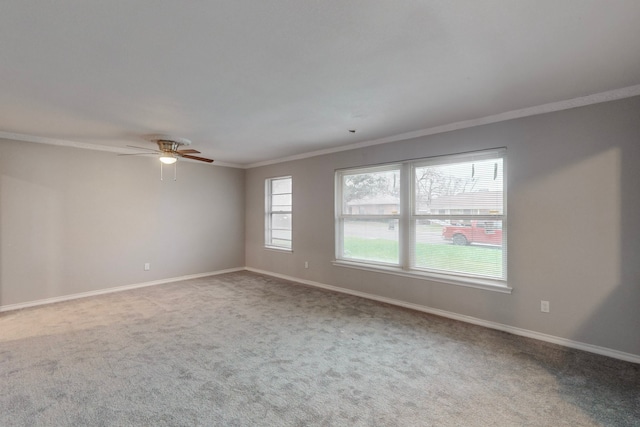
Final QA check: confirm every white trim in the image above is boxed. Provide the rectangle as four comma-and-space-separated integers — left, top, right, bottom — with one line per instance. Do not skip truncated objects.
335, 149, 507, 287
3, 85, 639, 170
264, 246, 293, 253
0, 132, 243, 169
246, 84, 640, 168
331, 260, 511, 294
0, 132, 129, 153
265, 175, 293, 251
245, 267, 640, 364
0, 267, 244, 312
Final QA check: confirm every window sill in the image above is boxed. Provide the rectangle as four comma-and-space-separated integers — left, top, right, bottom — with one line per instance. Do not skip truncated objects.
332, 260, 512, 294
264, 246, 293, 253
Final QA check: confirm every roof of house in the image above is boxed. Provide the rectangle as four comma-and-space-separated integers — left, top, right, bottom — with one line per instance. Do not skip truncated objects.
347, 195, 400, 206
421, 191, 503, 211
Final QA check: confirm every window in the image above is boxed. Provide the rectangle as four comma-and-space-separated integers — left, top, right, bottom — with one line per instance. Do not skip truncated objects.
335, 149, 507, 291
336, 165, 401, 265
265, 176, 292, 250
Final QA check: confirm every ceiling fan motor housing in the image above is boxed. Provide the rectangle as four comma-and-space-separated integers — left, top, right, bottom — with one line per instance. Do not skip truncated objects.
139, 134, 213, 163
158, 140, 183, 153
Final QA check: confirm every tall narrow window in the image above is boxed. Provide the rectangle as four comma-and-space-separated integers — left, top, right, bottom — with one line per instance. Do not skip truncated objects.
266, 176, 292, 250
335, 148, 507, 291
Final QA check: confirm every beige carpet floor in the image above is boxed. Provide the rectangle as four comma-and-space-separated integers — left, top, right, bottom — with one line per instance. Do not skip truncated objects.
1, 271, 638, 426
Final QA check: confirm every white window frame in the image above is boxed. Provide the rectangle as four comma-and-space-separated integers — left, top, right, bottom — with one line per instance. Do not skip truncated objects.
334, 149, 510, 293
335, 164, 403, 267
265, 176, 292, 251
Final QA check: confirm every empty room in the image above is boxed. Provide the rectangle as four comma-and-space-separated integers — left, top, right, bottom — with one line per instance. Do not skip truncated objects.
1, 1, 639, 426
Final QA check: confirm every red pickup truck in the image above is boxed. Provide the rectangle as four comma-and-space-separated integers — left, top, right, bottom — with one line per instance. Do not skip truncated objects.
442, 220, 502, 246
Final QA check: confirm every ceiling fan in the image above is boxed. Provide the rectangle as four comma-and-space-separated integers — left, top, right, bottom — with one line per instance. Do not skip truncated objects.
122, 135, 214, 164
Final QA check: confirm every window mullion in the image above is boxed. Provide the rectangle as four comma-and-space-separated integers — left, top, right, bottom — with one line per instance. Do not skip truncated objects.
335, 148, 506, 285
400, 163, 412, 270
335, 173, 343, 260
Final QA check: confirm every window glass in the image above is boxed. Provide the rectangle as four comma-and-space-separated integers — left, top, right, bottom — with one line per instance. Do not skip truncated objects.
272, 178, 292, 194
414, 219, 504, 278
342, 218, 399, 264
341, 169, 400, 215
415, 159, 503, 215
266, 176, 292, 250
336, 149, 506, 286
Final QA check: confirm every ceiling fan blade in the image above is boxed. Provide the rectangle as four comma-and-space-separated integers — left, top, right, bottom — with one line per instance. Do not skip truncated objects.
180, 154, 214, 163
177, 149, 200, 154
126, 145, 160, 152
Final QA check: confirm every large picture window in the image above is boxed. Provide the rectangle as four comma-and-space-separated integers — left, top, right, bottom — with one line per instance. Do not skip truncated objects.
266, 176, 292, 250
335, 149, 507, 291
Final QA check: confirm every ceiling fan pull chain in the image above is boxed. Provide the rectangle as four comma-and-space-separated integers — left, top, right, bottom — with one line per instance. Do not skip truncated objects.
160, 161, 164, 181
174, 161, 177, 181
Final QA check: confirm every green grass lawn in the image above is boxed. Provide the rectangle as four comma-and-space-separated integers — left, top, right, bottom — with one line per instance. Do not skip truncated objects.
344, 237, 503, 277
343, 237, 400, 263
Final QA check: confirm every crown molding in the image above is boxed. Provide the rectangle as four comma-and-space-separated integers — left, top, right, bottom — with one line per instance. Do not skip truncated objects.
0, 131, 243, 168
2, 84, 639, 170
246, 84, 640, 169
0, 131, 129, 153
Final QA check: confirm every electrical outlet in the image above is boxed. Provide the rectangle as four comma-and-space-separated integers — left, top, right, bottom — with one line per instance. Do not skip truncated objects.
144, 263, 150, 271
541, 300, 550, 313
304, 261, 309, 269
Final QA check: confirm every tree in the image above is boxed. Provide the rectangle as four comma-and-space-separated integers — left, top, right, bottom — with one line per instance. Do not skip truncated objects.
415, 165, 478, 207
415, 167, 443, 206
342, 172, 398, 203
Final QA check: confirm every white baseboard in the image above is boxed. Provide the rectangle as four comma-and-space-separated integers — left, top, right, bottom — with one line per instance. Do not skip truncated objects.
245, 267, 640, 364
0, 267, 245, 313
4, 266, 638, 364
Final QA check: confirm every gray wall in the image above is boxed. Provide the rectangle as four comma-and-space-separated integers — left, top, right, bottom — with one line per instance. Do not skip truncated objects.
1, 139, 245, 306
245, 96, 640, 356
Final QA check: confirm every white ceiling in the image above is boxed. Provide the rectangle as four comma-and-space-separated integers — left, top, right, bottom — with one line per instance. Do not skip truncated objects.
1, 1, 639, 167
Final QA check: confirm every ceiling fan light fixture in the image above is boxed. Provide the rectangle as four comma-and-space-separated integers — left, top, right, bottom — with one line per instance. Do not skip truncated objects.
159, 154, 177, 164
